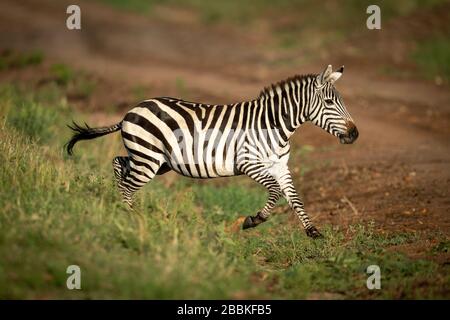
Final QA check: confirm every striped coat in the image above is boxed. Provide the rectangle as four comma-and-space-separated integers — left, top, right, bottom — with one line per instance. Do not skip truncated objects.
67, 65, 358, 238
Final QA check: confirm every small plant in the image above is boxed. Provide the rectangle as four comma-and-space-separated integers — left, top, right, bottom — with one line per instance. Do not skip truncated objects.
432, 241, 449, 254
51, 63, 75, 86
0, 49, 43, 70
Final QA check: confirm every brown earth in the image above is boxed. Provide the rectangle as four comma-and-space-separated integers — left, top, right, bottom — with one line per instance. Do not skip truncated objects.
1, 0, 449, 262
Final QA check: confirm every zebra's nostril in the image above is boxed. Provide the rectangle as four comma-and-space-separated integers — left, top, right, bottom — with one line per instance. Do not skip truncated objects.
349, 126, 358, 139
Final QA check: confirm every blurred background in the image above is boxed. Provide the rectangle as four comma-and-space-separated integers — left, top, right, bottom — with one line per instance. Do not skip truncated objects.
0, 0, 449, 299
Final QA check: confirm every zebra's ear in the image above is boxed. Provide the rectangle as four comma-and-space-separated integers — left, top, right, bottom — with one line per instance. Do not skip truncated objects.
327, 66, 344, 83
316, 65, 333, 87
320, 65, 332, 81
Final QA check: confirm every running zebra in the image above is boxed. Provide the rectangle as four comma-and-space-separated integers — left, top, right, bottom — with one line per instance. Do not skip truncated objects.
66, 65, 358, 238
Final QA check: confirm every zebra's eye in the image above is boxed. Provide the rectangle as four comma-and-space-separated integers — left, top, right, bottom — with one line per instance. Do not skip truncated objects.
324, 99, 334, 105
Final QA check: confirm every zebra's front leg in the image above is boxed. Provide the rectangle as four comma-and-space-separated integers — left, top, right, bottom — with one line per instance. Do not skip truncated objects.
276, 168, 323, 239
242, 185, 282, 229
242, 172, 282, 229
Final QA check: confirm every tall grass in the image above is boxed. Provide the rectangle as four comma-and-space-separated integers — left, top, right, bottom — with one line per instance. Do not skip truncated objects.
0, 84, 447, 299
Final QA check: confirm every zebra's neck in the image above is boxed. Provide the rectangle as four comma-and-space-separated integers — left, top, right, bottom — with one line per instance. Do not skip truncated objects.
256, 74, 315, 144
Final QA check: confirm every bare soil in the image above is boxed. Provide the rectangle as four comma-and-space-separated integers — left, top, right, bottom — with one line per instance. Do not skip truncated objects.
1, 0, 449, 264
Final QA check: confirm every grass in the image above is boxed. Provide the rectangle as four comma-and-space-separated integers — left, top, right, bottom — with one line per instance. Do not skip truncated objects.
50, 63, 97, 99
0, 49, 43, 70
0, 82, 448, 299
51, 63, 75, 86
1, 86, 62, 143
412, 36, 450, 83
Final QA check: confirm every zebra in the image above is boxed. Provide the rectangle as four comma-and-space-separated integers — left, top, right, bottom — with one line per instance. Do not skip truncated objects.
66, 65, 358, 239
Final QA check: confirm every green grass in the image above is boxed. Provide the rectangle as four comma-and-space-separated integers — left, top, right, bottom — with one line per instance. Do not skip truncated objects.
50, 63, 97, 98
412, 36, 450, 82
1, 86, 61, 143
51, 63, 75, 86
0, 84, 448, 299
192, 184, 267, 224
0, 49, 43, 70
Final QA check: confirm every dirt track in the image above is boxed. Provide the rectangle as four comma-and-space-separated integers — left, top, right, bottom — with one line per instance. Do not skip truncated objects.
1, 0, 449, 252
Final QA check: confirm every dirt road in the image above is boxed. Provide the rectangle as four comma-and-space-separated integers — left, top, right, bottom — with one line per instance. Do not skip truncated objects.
1, 0, 449, 254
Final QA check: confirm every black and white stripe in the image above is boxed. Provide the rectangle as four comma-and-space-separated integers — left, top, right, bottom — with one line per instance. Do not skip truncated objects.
67, 65, 358, 238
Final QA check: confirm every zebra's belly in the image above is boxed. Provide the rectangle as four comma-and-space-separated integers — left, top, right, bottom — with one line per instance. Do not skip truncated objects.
167, 155, 238, 178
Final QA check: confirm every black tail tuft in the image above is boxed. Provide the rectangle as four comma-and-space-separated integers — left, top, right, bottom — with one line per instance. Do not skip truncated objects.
65, 120, 122, 155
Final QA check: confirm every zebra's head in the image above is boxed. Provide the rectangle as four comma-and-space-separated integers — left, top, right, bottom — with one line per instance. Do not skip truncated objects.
309, 65, 358, 144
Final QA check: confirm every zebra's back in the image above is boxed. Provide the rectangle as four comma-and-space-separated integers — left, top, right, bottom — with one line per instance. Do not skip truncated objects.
121, 98, 249, 178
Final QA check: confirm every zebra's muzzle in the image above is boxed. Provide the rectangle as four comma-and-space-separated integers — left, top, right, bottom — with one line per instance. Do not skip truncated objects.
339, 122, 359, 144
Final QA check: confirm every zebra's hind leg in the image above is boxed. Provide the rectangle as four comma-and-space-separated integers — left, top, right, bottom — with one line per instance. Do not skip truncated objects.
112, 156, 157, 208
242, 171, 282, 230
113, 156, 132, 207
113, 156, 130, 184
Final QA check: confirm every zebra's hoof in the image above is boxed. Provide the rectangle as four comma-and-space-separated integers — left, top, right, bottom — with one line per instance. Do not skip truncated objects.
306, 226, 323, 239
242, 216, 256, 230
242, 213, 267, 230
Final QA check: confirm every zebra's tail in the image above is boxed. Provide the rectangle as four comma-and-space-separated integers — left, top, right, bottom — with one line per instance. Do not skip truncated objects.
66, 120, 122, 155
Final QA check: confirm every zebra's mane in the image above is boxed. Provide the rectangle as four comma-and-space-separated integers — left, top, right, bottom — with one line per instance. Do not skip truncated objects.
258, 73, 317, 99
